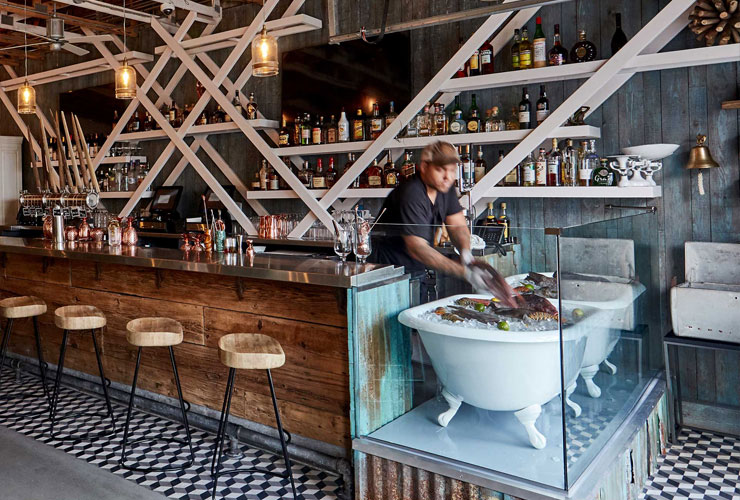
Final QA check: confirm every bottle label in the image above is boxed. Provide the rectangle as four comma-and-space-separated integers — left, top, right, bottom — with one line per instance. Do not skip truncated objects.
385, 173, 397, 186
518, 111, 530, 124
327, 129, 337, 143
312, 129, 322, 144
480, 50, 492, 65
536, 109, 549, 122
368, 175, 382, 187
353, 122, 364, 140
592, 167, 610, 186
523, 167, 535, 183
579, 168, 592, 180
279, 134, 289, 146
533, 40, 547, 64
469, 52, 479, 70
519, 49, 532, 67
535, 161, 547, 184
475, 166, 486, 183
547, 159, 559, 174
505, 168, 518, 184
449, 121, 462, 133
338, 123, 349, 141
313, 177, 326, 188
512, 53, 520, 68
371, 118, 383, 132
467, 121, 479, 133
549, 53, 565, 66
301, 129, 310, 141
270, 179, 279, 190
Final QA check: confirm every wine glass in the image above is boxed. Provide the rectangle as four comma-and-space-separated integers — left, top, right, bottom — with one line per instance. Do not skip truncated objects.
352, 224, 372, 264
333, 227, 352, 262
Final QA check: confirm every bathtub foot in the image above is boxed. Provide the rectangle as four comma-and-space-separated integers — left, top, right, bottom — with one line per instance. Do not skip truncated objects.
565, 382, 582, 418
514, 405, 546, 450
437, 389, 462, 428
602, 358, 618, 375
580, 365, 602, 398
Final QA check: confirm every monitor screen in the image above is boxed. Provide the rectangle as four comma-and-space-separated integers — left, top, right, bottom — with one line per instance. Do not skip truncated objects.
281, 34, 412, 124
151, 186, 183, 212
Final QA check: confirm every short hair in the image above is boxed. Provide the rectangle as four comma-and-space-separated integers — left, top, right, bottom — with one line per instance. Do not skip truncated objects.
420, 141, 459, 167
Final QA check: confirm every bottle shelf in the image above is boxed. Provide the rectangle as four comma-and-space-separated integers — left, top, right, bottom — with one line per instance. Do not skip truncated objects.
99, 190, 155, 199
117, 119, 279, 143
246, 188, 393, 200
480, 185, 662, 199
271, 126, 600, 156
37, 155, 148, 167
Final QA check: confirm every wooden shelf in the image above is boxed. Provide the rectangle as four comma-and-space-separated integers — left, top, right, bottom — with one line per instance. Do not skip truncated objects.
479, 186, 662, 199
117, 119, 278, 142
99, 191, 154, 199
273, 141, 376, 157
721, 100, 740, 110
246, 188, 392, 200
39, 156, 147, 167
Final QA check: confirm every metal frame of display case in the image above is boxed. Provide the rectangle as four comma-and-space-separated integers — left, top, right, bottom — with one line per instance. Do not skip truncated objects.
2, 0, 740, 233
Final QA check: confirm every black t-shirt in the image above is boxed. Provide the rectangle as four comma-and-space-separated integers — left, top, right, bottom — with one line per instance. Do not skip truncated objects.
373, 175, 463, 272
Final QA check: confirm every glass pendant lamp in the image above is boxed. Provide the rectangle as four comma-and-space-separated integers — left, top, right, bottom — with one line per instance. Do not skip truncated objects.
252, 2, 278, 77
115, 0, 137, 99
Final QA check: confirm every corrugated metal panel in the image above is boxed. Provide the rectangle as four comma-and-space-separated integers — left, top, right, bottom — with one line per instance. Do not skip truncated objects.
356, 452, 524, 500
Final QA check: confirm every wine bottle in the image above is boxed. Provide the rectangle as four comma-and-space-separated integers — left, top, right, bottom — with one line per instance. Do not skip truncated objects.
518, 87, 532, 129
536, 85, 549, 125
611, 13, 628, 56
511, 29, 521, 70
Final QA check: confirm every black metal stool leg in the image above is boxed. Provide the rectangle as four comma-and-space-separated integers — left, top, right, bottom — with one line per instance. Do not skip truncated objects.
32, 316, 50, 402
120, 347, 142, 467
90, 328, 116, 431
211, 367, 234, 476
49, 329, 70, 437
0, 318, 14, 386
170, 346, 195, 467
211, 367, 236, 500
267, 369, 298, 499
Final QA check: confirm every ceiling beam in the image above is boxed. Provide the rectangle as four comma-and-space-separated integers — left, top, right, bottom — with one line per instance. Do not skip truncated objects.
0, 1, 128, 34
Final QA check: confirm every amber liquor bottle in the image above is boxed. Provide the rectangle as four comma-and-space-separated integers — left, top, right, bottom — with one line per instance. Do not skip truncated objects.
518, 27, 533, 70
383, 152, 398, 188
548, 24, 568, 65
352, 109, 366, 141
370, 102, 384, 139
365, 158, 383, 188
278, 118, 291, 147
571, 30, 597, 63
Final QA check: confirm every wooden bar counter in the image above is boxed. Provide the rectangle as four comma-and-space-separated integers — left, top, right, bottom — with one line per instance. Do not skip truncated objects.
0, 237, 407, 457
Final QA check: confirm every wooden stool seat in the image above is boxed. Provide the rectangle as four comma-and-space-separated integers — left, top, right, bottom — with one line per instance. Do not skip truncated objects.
54, 305, 106, 330
126, 318, 183, 347
0, 296, 46, 319
218, 333, 285, 370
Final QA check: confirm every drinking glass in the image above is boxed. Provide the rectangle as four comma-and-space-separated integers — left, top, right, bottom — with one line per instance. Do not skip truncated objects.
333, 228, 352, 262
352, 225, 372, 264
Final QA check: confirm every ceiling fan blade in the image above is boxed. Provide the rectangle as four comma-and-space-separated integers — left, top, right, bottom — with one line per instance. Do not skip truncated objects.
0, 42, 48, 52
61, 43, 89, 56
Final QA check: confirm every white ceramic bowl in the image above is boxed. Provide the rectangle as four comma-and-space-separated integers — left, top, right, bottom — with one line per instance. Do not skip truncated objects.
621, 143, 679, 160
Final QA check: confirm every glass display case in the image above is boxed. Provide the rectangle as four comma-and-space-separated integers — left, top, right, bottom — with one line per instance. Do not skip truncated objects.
352, 211, 661, 492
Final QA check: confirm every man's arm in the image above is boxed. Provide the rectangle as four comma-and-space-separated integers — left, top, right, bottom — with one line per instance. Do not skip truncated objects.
403, 234, 466, 277
445, 211, 471, 255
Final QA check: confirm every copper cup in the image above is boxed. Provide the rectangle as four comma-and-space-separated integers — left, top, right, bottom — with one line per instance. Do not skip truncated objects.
42, 215, 53, 240
90, 227, 105, 242
65, 226, 78, 242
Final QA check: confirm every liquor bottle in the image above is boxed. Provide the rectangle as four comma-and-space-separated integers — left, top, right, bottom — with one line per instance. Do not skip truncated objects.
352, 109, 366, 141
313, 158, 326, 189
519, 87, 532, 129
259, 159, 268, 191
548, 24, 568, 66
536, 85, 550, 125
591, 158, 613, 186
215, 104, 227, 123
474, 146, 487, 183
468, 46, 481, 77
144, 111, 154, 131
404, 112, 418, 137
278, 118, 291, 147
449, 97, 466, 134
535, 148, 547, 186
112, 109, 120, 130
370, 102, 384, 139
299, 161, 313, 188
611, 13, 628, 56
562, 139, 577, 186
400, 151, 416, 181
232, 91, 243, 118
480, 36, 494, 74
326, 157, 337, 187
196, 80, 205, 99
454, 39, 467, 78
327, 115, 338, 144
467, 94, 481, 133
246, 92, 258, 119
506, 107, 520, 130
499, 203, 512, 243
168, 102, 178, 126
435, 104, 448, 136
301, 114, 311, 145
511, 29, 521, 70
547, 138, 561, 186
251, 170, 261, 190
571, 30, 597, 63
198, 111, 208, 125
491, 106, 505, 131
311, 116, 323, 145
521, 153, 535, 187
366, 158, 383, 188
580, 139, 600, 186
461, 145, 474, 192
519, 27, 533, 70
484, 202, 499, 227
338, 109, 350, 142
344, 153, 360, 188
484, 109, 493, 132
383, 152, 398, 188
533, 17, 547, 68
385, 101, 398, 128
504, 150, 521, 186
269, 164, 279, 190
425, 103, 436, 136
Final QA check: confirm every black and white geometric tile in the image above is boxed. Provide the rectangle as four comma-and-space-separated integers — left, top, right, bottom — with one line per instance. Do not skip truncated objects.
0, 367, 342, 500
641, 428, 740, 500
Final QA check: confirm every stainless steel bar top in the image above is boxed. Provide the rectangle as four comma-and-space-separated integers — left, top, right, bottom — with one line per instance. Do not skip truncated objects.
0, 237, 405, 289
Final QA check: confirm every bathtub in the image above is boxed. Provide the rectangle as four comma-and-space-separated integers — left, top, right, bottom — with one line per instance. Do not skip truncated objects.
398, 294, 596, 450
506, 273, 646, 398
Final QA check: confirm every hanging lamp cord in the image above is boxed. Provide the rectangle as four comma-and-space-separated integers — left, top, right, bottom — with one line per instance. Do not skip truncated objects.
361, 0, 390, 45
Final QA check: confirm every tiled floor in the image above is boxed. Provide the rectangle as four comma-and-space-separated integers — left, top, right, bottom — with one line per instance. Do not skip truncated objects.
640, 428, 740, 500
0, 366, 342, 500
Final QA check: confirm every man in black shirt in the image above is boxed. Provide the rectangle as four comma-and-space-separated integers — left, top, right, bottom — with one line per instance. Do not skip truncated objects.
375, 141, 497, 294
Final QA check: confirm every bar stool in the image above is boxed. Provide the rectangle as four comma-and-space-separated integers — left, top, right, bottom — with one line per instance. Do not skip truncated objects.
211, 333, 298, 500
120, 317, 194, 472
49, 305, 116, 441
0, 296, 50, 407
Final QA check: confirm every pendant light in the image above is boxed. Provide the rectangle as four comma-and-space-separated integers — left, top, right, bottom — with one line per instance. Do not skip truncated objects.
115, 0, 136, 99
17, 0, 35, 114
252, 0, 278, 77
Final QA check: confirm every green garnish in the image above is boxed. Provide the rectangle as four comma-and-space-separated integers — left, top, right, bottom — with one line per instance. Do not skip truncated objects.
524, 284, 535, 290
573, 308, 585, 318
497, 320, 510, 331
474, 302, 486, 312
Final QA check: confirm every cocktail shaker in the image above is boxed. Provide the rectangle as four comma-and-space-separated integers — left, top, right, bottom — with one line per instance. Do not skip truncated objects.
52, 213, 64, 243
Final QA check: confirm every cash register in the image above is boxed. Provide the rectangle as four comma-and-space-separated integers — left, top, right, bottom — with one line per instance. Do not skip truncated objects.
135, 186, 184, 233
185, 185, 237, 233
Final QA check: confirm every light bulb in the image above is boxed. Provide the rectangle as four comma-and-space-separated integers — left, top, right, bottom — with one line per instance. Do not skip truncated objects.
23, 88, 30, 102
260, 40, 269, 59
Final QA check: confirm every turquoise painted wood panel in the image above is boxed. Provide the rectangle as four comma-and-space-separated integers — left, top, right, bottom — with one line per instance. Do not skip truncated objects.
348, 279, 412, 438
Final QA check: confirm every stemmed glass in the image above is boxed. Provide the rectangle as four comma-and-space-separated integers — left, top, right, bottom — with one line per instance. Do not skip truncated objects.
333, 226, 352, 262
352, 220, 372, 264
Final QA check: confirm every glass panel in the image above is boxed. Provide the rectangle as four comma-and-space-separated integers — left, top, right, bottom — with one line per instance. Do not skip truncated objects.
357, 222, 568, 490
558, 212, 661, 486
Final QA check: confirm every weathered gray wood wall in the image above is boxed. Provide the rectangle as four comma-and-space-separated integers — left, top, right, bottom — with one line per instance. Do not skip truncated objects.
1, 0, 739, 422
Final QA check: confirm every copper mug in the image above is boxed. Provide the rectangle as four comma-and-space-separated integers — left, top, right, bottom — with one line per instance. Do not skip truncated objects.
42, 215, 53, 240
90, 227, 105, 242
64, 225, 78, 242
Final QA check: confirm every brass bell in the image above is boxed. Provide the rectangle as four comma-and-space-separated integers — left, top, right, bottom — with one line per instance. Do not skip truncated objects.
686, 134, 719, 170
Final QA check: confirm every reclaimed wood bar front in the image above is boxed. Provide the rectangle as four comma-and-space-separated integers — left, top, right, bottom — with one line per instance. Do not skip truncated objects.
0, 237, 406, 456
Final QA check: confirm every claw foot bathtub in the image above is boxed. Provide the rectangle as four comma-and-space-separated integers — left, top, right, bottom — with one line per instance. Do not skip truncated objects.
398, 294, 596, 449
